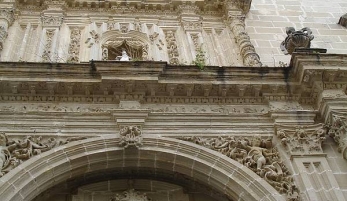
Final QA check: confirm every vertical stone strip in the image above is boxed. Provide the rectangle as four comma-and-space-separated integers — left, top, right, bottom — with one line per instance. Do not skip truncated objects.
164, 30, 180, 65
228, 16, 262, 67
328, 112, 347, 159
67, 28, 81, 63
42, 29, 55, 62
0, 8, 14, 54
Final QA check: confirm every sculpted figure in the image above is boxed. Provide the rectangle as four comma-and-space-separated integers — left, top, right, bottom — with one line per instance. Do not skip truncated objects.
239, 136, 275, 171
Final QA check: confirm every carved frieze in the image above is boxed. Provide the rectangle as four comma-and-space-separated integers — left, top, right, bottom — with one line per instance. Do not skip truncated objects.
119, 126, 143, 148
67, 28, 81, 63
41, 15, 64, 27
181, 135, 299, 199
327, 113, 347, 159
110, 189, 150, 201
164, 30, 180, 65
0, 132, 88, 177
280, 27, 314, 55
181, 20, 202, 31
276, 124, 326, 155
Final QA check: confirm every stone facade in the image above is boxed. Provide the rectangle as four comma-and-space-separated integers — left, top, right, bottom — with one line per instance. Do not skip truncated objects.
0, 1, 347, 201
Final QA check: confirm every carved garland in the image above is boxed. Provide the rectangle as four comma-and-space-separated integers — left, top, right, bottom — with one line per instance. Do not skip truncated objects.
180, 136, 300, 200
164, 30, 180, 65
0, 132, 88, 177
42, 29, 55, 62
67, 28, 81, 63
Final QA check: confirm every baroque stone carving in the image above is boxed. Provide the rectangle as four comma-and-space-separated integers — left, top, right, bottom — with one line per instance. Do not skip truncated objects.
110, 189, 150, 201
181, 135, 299, 199
103, 39, 149, 61
327, 113, 347, 159
228, 16, 262, 67
164, 30, 180, 65
276, 124, 326, 155
119, 126, 143, 148
0, 9, 15, 25
280, 27, 314, 55
67, 28, 81, 63
0, 132, 88, 177
42, 29, 55, 62
41, 15, 64, 27
0, 26, 7, 51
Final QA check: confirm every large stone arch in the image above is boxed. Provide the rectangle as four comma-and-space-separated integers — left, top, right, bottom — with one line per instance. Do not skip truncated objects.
0, 135, 285, 201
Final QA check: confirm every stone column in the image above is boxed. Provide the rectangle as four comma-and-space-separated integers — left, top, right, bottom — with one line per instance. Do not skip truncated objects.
0, 7, 14, 55
227, 15, 262, 67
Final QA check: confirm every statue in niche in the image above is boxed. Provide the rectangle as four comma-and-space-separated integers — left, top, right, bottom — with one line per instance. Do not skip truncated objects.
116, 50, 131, 61
280, 27, 314, 55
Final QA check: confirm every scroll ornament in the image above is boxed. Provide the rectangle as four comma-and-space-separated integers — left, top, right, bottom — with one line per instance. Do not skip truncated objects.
0, 132, 87, 177
181, 136, 300, 200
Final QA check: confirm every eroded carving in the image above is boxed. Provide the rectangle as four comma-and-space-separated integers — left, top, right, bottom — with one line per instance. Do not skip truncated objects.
110, 189, 150, 201
0, 132, 88, 177
327, 113, 347, 159
164, 30, 179, 65
228, 16, 262, 67
42, 29, 55, 62
119, 126, 143, 148
0, 26, 7, 51
280, 27, 314, 55
67, 28, 81, 63
276, 124, 326, 155
181, 135, 299, 199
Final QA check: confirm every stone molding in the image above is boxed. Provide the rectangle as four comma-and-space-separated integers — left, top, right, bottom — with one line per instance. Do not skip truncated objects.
0, 135, 285, 201
41, 15, 64, 27
181, 135, 300, 200
0, 132, 88, 177
275, 124, 326, 156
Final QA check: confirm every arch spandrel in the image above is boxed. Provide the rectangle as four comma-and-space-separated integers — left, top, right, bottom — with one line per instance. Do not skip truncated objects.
0, 135, 284, 201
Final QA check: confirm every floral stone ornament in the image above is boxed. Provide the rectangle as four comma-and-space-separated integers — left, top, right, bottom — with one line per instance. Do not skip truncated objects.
280, 27, 314, 55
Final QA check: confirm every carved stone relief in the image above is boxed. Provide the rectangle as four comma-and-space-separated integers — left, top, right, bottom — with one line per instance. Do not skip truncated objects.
164, 30, 180, 65
119, 126, 143, 148
276, 124, 326, 155
0, 132, 88, 177
41, 15, 63, 27
67, 28, 81, 63
42, 29, 55, 62
102, 38, 148, 61
327, 113, 347, 159
227, 16, 262, 67
0, 9, 15, 25
280, 27, 314, 55
0, 26, 7, 50
110, 189, 150, 201
181, 135, 299, 200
